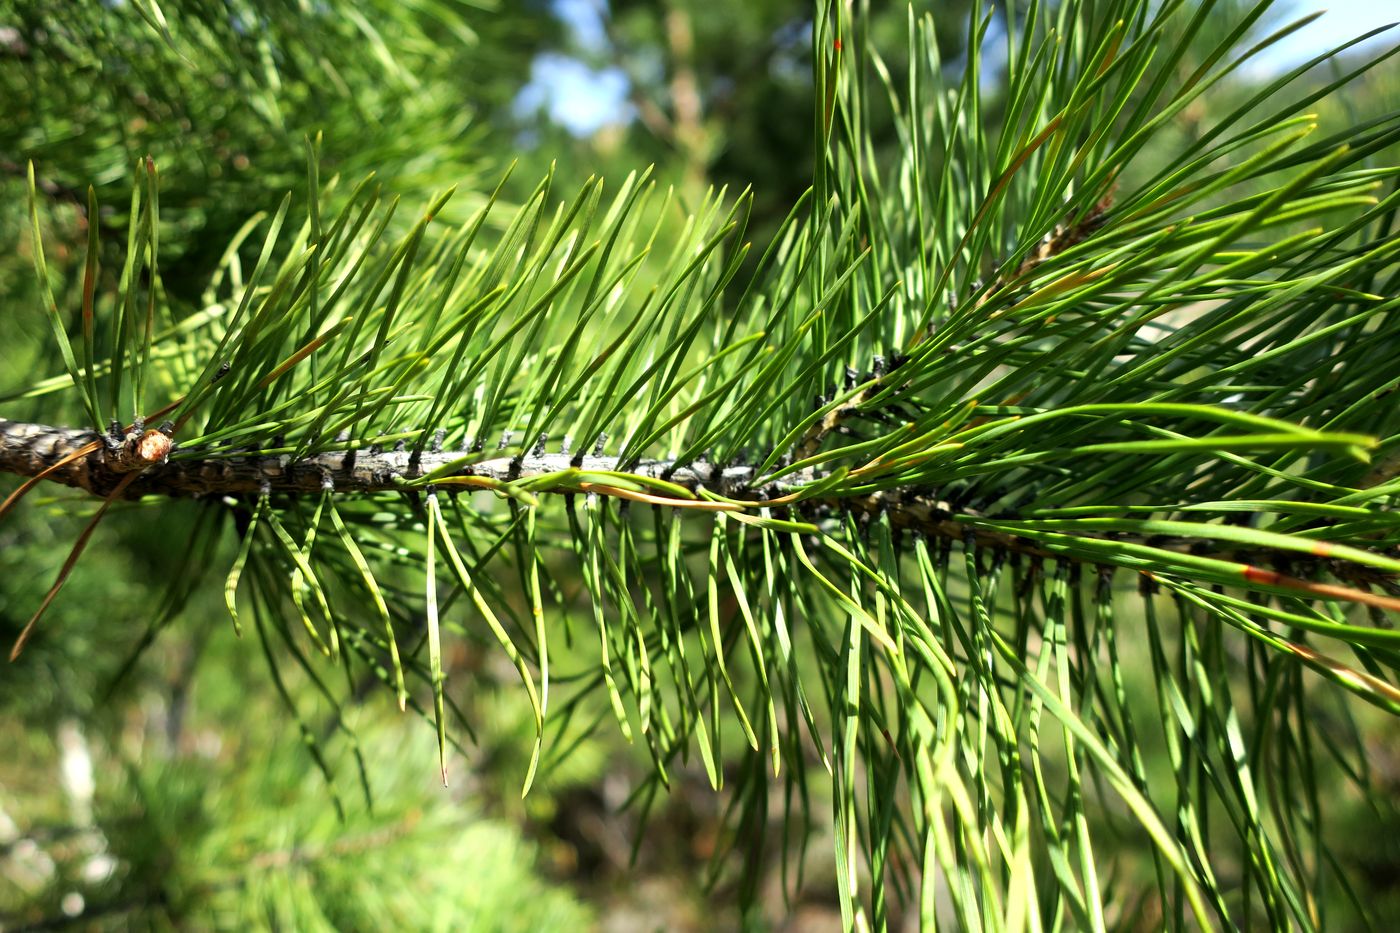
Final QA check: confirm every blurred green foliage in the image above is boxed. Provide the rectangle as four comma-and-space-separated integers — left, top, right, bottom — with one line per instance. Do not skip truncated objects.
2, 0, 1400, 929
0, 2, 596, 928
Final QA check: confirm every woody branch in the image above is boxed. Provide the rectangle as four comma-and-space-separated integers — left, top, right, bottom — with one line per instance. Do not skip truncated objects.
4, 417, 1398, 601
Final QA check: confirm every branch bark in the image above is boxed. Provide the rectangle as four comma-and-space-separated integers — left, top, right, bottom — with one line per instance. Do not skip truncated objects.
0, 419, 760, 499
5, 418, 1398, 605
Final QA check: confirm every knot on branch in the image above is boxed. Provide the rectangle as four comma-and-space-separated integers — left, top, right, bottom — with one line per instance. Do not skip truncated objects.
106, 425, 174, 474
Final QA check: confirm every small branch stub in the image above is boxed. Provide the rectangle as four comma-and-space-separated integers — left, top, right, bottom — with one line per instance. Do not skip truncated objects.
107, 427, 174, 474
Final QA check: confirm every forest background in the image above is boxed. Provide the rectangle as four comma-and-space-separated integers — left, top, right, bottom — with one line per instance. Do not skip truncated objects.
1, 0, 1398, 929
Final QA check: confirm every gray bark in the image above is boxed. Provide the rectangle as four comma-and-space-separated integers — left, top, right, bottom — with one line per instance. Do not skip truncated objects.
2, 419, 1392, 590
0, 419, 764, 499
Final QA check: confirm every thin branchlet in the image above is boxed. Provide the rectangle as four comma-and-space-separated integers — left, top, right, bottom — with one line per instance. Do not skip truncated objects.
2, 417, 1389, 588
793, 192, 1116, 463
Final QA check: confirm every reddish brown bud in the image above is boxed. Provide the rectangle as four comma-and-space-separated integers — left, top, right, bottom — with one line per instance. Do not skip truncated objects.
136, 429, 172, 464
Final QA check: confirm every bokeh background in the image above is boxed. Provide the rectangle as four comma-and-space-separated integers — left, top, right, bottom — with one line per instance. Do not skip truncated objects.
2, 1, 1398, 928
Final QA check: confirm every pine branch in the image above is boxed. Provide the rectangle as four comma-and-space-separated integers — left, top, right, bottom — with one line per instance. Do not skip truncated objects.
6, 1, 1400, 924
0, 418, 760, 499
6, 417, 1395, 595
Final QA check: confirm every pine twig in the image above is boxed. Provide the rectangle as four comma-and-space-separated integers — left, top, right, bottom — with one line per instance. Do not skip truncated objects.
4, 418, 1397, 610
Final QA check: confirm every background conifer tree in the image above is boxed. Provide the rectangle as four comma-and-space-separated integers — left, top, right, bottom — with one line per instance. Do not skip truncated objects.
3, 0, 1400, 928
